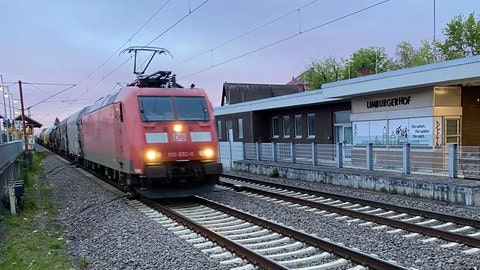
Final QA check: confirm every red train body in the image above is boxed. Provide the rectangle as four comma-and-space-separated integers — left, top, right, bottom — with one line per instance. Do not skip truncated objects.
78, 84, 222, 198
41, 48, 223, 198
41, 66, 223, 198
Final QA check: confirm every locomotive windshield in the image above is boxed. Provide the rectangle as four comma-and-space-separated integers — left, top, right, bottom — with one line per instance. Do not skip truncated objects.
139, 96, 208, 121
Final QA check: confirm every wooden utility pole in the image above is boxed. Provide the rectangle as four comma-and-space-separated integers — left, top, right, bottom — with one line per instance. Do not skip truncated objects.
18, 80, 31, 167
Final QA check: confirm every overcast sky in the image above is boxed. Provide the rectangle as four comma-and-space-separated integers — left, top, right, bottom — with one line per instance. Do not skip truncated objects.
1, 0, 479, 131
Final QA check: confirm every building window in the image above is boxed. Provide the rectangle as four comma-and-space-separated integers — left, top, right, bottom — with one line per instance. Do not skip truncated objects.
225, 119, 233, 141
237, 118, 244, 139
295, 115, 302, 138
307, 113, 315, 138
217, 120, 222, 139
445, 118, 460, 144
283, 116, 290, 138
272, 117, 279, 137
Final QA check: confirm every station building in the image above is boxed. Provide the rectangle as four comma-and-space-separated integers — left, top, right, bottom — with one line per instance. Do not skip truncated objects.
215, 56, 480, 148
214, 56, 480, 206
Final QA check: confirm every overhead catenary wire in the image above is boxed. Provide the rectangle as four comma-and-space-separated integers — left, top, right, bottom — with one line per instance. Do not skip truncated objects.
179, 0, 390, 80
76, 0, 172, 88
168, 0, 320, 70
44, 0, 209, 123
28, 0, 390, 127
69, 0, 209, 102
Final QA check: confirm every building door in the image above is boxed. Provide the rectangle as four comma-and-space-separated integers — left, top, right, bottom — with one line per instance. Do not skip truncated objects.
334, 111, 352, 161
335, 125, 352, 160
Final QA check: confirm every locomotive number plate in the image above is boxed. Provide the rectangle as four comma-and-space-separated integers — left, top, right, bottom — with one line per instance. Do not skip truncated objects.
173, 133, 187, 141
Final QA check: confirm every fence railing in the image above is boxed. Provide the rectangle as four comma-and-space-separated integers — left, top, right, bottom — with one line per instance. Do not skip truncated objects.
0, 141, 24, 211
0, 141, 23, 173
241, 142, 480, 180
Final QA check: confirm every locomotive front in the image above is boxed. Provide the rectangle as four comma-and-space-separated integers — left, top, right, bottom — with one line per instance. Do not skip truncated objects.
126, 86, 223, 197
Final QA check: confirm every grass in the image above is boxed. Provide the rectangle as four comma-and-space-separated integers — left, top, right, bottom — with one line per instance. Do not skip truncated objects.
0, 152, 75, 269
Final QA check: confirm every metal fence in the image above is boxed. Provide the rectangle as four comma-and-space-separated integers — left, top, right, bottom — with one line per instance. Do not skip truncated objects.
240, 142, 480, 180
0, 141, 24, 208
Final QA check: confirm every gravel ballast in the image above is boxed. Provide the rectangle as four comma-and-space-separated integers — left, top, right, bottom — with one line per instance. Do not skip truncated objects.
42, 153, 228, 270
41, 150, 480, 269
206, 171, 480, 270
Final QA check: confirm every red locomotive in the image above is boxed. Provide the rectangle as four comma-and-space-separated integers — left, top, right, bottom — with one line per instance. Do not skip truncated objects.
43, 47, 223, 198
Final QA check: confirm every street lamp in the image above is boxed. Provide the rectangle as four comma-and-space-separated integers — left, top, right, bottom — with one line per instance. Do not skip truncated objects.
6, 91, 18, 120
0, 75, 8, 142
1, 86, 19, 142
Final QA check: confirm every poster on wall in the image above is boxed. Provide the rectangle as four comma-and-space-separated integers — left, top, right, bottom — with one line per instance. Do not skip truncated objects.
353, 121, 369, 145
353, 117, 433, 147
388, 117, 433, 146
408, 117, 433, 146
433, 117, 442, 147
370, 120, 388, 146
388, 118, 409, 146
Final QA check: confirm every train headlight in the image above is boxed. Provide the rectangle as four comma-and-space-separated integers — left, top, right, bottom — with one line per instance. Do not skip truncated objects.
173, 124, 183, 133
145, 150, 161, 162
199, 148, 214, 158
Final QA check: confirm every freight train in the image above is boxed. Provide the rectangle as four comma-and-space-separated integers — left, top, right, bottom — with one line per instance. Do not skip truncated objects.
40, 51, 222, 198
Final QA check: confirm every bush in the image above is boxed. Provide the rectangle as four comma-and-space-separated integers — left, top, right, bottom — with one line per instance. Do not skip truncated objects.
269, 168, 280, 178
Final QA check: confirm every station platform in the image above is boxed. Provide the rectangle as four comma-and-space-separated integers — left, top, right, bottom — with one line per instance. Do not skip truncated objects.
230, 160, 480, 207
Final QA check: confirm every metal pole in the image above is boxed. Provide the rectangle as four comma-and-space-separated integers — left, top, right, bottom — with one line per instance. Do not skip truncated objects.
448, 143, 458, 178
433, 0, 436, 62
8, 90, 14, 120
366, 143, 373, 171
336, 143, 343, 168
7, 90, 14, 142
19, 81, 29, 153
1, 75, 7, 142
402, 143, 411, 174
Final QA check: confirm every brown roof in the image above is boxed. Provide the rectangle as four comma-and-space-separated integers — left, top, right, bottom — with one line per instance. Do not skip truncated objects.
14, 115, 43, 128
222, 82, 303, 106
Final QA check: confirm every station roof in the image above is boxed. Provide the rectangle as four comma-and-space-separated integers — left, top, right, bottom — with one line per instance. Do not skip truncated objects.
221, 82, 302, 106
14, 115, 43, 128
215, 55, 480, 116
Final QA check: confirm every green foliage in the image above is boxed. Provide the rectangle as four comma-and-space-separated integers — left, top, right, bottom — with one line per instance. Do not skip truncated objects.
0, 152, 74, 269
79, 258, 89, 269
389, 188, 398, 195
438, 13, 480, 60
379, 187, 398, 195
349, 46, 397, 76
269, 167, 280, 177
395, 40, 436, 68
379, 187, 388, 193
303, 56, 345, 89
301, 12, 480, 87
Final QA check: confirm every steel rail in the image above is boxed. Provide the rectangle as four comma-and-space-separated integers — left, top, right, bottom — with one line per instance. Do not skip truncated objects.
140, 195, 290, 270
220, 175, 480, 247
193, 196, 408, 270
221, 174, 480, 228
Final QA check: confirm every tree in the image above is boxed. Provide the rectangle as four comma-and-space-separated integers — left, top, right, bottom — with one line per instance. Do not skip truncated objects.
300, 13, 480, 88
395, 41, 415, 68
348, 46, 397, 78
437, 12, 480, 60
395, 40, 436, 68
303, 56, 345, 90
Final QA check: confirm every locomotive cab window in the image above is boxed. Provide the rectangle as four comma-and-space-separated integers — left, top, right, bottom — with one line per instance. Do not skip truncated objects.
139, 96, 174, 121
139, 96, 208, 122
174, 96, 209, 121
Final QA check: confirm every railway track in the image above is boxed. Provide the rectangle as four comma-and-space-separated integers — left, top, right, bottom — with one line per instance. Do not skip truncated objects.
131, 195, 408, 270
53, 148, 478, 268
219, 174, 480, 254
